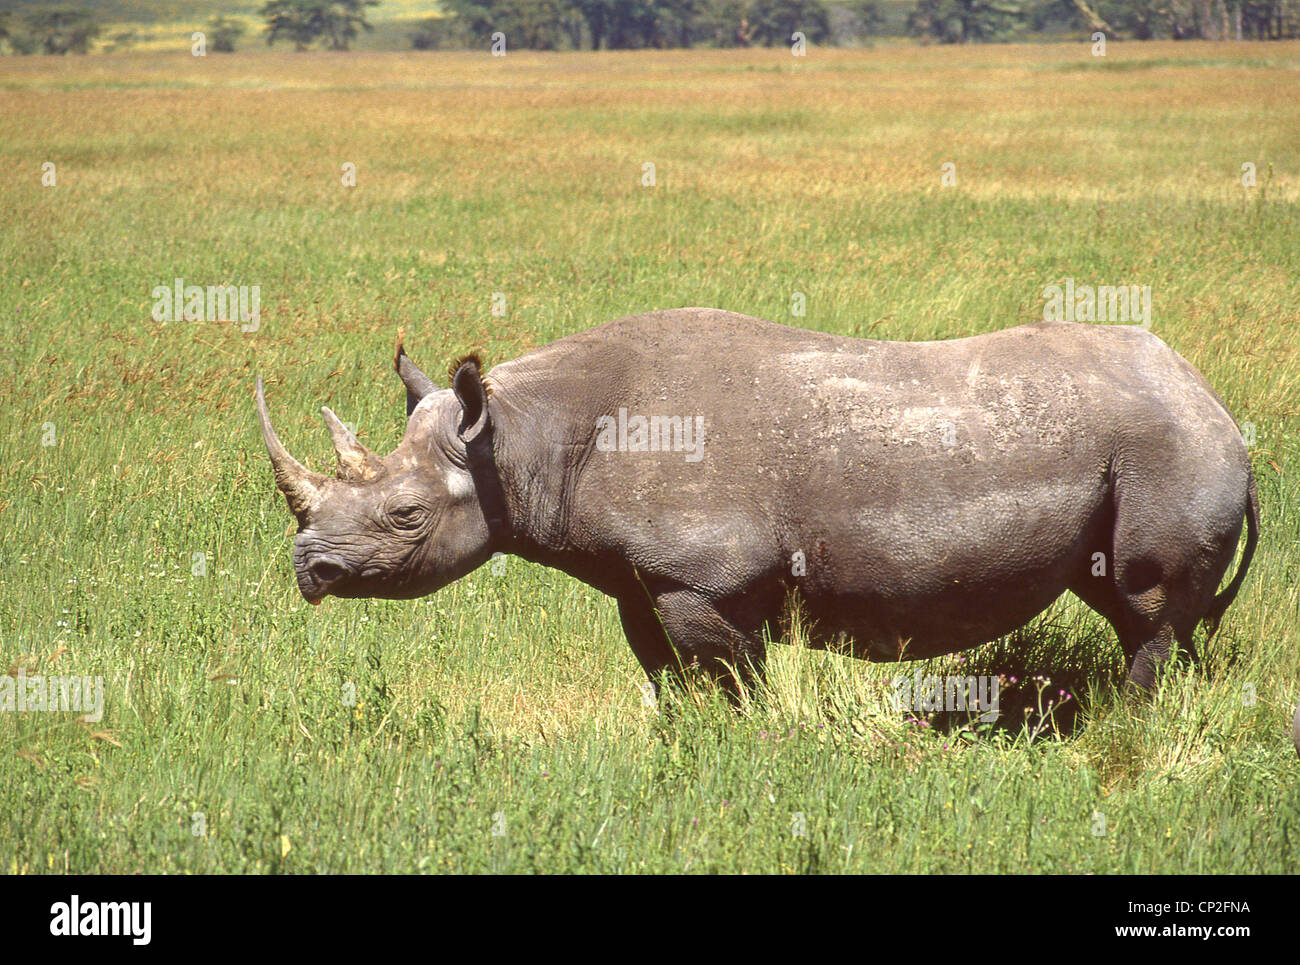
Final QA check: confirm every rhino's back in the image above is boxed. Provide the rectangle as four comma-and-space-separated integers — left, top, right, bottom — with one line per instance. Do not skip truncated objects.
492, 308, 1242, 507
497, 308, 1232, 459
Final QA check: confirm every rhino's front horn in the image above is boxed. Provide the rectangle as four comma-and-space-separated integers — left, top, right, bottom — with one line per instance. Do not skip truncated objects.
321, 406, 384, 481
255, 377, 327, 519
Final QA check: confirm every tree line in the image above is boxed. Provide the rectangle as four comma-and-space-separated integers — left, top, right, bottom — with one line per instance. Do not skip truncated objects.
415, 0, 879, 49
416, 0, 1300, 48
0, 0, 1296, 55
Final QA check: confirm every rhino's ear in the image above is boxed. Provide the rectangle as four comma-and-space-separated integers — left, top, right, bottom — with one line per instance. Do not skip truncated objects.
394, 330, 438, 417
451, 354, 490, 445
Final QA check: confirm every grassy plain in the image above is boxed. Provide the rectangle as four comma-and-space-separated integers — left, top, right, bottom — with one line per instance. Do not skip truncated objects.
1, 42, 1298, 872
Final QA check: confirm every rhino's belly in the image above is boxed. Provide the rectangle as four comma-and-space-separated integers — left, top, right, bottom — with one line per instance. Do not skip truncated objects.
787, 475, 1107, 660
800, 573, 1074, 661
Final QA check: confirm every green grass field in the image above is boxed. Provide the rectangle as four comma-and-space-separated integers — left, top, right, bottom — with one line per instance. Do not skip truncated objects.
1, 42, 1298, 874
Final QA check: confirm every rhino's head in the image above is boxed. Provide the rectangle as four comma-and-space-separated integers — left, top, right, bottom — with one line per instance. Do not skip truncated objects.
255, 342, 498, 605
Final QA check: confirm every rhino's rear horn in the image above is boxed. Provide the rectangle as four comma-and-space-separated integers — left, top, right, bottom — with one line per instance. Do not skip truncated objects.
394, 330, 438, 417
321, 406, 385, 481
255, 377, 327, 519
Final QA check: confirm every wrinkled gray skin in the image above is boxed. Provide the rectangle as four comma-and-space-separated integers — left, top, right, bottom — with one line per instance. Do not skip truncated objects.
257, 309, 1267, 733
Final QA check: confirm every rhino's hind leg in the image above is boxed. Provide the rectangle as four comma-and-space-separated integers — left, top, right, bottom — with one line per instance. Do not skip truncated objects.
1121, 612, 1183, 691
1071, 565, 1188, 691
1072, 492, 1242, 691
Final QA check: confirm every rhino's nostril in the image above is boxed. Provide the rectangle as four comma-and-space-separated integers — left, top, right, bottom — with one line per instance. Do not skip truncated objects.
309, 557, 348, 586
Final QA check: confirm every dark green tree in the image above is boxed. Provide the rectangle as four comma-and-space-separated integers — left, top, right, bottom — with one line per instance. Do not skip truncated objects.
1047, 1, 1299, 40
262, 0, 377, 51
322, 0, 379, 49
23, 9, 101, 54
650, 0, 708, 46
833, 0, 886, 42
696, 0, 759, 45
908, 0, 1028, 41
572, 0, 659, 47
262, 0, 320, 49
0, 15, 35, 53
411, 16, 472, 48
748, 0, 831, 45
444, 0, 572, 49
208, 16, 247, 52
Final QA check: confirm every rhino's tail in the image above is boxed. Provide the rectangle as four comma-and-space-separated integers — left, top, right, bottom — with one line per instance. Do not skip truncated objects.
1203, 466, 1260, 641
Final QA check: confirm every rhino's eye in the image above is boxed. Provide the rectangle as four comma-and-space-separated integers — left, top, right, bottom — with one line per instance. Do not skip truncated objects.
386, 498, 428, 531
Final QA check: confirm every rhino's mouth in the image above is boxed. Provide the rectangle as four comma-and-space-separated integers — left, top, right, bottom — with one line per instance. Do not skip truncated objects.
299, 582, 327, 606
299, 562, 397, 605
299, 554, 351, 605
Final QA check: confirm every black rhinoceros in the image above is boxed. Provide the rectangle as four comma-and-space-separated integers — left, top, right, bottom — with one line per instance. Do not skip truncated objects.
255, 309, 1259, 705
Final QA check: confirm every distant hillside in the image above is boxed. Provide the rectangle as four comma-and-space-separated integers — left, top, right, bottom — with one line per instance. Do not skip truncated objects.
0, 0, 448, 29
0, 0, 451, 52
1, 0, 263, 24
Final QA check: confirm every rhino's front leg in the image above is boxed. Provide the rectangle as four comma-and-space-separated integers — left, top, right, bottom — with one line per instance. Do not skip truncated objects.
617, 595, 683, 696
619, 586, 768, 703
